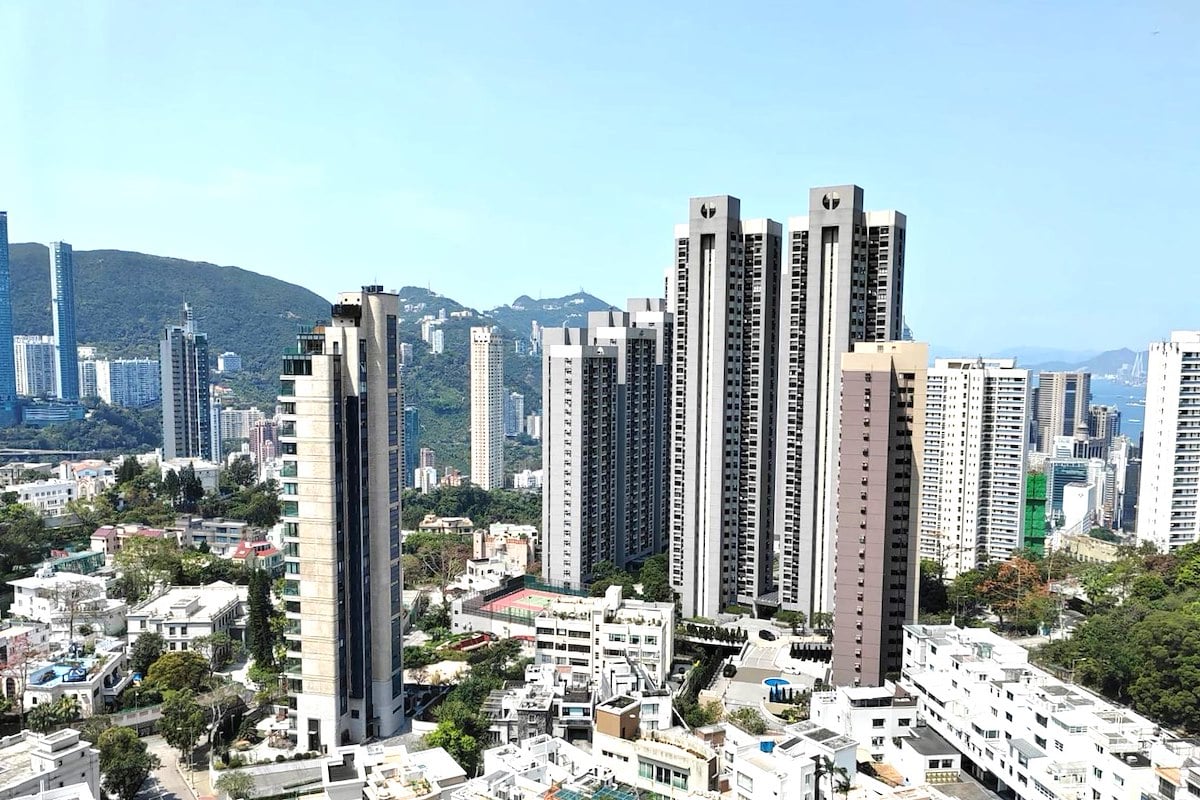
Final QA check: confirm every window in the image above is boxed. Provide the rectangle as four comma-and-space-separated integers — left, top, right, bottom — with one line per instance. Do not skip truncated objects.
873, 718, 885, 728
899, 718, 911, 726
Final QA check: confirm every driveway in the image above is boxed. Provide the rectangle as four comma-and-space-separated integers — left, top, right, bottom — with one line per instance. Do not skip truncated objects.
143, 735, 198, 800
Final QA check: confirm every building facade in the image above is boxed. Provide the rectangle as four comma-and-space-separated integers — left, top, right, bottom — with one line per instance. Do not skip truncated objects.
403, 406, 419, 488
279, 287, 405, 750
217, 352, 242, 373
1033, 371, 1091, 453
1137, 331, 1200, 550
1088, 404, 1121, 451
830, 342, 926, 687
669, 196, 782, 618
504, 391, 524, 437
0, 213, 16, 424
919, 358, 1029, 578
95, 358, 161, 407
469, 326, 504, 489
76, 353, 97, 400
160, 304, 213, 460
777, 186, 907, 618
14, 336, 57, 398
48, 243, 79, 403
542, 300, 672, 588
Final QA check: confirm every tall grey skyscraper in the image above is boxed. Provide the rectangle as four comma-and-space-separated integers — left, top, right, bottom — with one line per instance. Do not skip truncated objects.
470, 326, 504, 489
0, 213, 16, 421
160, 304, 213, 460
669, 197, 782, 618
830, 342, 926, 688
1137, 332, 1200, 551
919, 358, 1029, 578
776, 186, 907, 616
49, 242, 80, 402
280, 286, 405, 749
1088, 404, 1121, 450
542, 299, 672, 589
1034, 371, 1091, 452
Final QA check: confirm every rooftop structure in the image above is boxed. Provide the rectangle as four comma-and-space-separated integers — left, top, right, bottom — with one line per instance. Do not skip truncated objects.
0, 729, 99, 800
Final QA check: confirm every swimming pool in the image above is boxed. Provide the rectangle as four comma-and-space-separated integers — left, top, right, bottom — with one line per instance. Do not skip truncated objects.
763, 677, 790, 688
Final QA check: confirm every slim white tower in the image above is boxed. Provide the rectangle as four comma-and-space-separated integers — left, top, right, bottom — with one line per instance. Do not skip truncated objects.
1137, 332, 1200, 551
471, 326, 505, 489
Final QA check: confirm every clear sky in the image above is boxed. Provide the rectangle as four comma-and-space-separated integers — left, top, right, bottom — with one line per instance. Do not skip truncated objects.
1, 1, 1196, 353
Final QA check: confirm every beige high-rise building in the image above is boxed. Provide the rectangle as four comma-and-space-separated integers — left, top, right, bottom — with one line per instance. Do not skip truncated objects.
279, 286, 405, 751
776, 186, 907, 618
1034, 371, 1091, 453
470, 326, 504, 489
830, 342, 926, 687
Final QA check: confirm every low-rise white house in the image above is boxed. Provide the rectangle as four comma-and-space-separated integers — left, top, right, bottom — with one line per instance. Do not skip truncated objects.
126, 580, 247, 653
20, 639, 131, 717
7, 479, 77, 517
900, 624, 1185, 800
6, 572, 126, 636
533, 586, 674, 688
0, 729, 99, 800
810, 683, 919, 763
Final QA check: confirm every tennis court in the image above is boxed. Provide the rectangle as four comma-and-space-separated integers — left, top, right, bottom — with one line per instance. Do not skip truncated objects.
479, 587, 563, 616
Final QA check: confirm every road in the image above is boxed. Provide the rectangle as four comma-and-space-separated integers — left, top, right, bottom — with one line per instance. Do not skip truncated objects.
142, 735, 199, 800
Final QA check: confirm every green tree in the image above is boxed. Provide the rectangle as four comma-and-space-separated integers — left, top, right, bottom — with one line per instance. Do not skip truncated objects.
918, 559, 950, 616
638, 553, 675, 603
162, 469, 181, 507
247, 569, 276, 668
193, 631, 234, 673
97, 726, 160, 800
776, 610, 806, 634
160, 689, 206, 770
215, 770, 256, 800
588, 561, 635, 597
224, 456, 257, 490
177, 464, 205, 509
26, 696, 80, 733
146, 650, 210, 693
116, 456, 144, 485
425, 720, 481, 776
1127, 611, 1200, 732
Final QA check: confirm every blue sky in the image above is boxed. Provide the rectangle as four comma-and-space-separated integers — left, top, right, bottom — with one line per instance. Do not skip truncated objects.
0, 1, 1196, 353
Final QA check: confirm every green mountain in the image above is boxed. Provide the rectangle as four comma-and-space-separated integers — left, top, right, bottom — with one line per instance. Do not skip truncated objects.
9, 243, 332, 407
486, 292, 616, 337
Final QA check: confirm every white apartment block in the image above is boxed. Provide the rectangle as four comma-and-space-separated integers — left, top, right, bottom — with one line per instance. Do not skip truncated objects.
669, 196, 781, 618
95, 358, 160, 408
125, 581, 247, 652
220, 406, 267, 442
0, 730, 99, 800
724, 720, 857, 800
8, 479, 77, 517
279, 287, 405, 750
810, 683, 919, 764
901, 624, 1183, 800
13, 335, 56, 398
533, 586, 674, 688
1137, 331, 1200, 550
470, 326, 504, 489
919, 358, 1029, 578
777, 186, 907, 617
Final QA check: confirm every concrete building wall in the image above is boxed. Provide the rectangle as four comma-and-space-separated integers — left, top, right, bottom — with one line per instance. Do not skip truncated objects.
777, 187, 907, 616
831, 342, 926, 687
669, 196, 781, 618
1034, 371, 1091, 453
1137, 332, 1200, 550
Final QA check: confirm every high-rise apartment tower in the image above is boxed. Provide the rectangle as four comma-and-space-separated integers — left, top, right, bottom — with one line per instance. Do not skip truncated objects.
919, 358, 1029, 578
470, 326, 504, 489
830, 341, 926, 687
1137, 332, 1200, 551
1034, 371, 1091, 452
542, 299, 672, 589
0, 213, 16, 422
280, 286, 405, 750
49, 242, 79, 402
160, 304, 214, 460
14, 336, 57, 397
669, 196, 782, 618
776, 186, 907, 616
